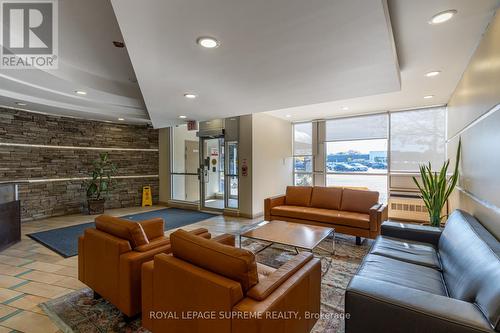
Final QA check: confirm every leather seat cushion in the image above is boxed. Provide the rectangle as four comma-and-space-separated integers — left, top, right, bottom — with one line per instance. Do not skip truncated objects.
257, 263, 276, 281
271, 206, 370, 229
370, 236, 441, 270
340, 188, 379, 214
170, 229, 258, 292
310, 186, 343, 210
285, 186, 312, 207
357, 254, 447, 296
95, 215, 149, 248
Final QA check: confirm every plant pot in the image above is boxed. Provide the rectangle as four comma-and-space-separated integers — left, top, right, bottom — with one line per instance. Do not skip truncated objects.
88, 199, 105, 215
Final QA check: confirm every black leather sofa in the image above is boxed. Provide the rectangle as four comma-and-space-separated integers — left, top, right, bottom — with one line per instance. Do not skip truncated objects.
345, 210, 500, 333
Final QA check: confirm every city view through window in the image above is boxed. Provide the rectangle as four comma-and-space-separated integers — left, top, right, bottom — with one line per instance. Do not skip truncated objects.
325, 139, 388, 203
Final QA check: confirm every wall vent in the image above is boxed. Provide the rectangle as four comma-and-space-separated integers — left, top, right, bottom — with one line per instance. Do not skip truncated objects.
389, 195, 448, 222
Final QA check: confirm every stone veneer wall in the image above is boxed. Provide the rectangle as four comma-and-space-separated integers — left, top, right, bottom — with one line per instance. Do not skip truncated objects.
0, 108, 159, 221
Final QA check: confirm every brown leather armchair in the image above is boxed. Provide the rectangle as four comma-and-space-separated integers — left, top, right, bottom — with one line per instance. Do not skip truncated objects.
142, 229, 321, 333
78, 215, 210, 317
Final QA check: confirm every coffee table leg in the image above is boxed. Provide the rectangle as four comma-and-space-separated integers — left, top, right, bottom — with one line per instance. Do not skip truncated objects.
239, 234, 242, 248
331, 230, 335, 255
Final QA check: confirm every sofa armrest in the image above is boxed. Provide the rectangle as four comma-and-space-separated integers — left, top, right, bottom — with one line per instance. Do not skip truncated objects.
139, 218, 165, 240
232, 257, 321, 332
264, 195, 286, 220
369, 204, 388, 232
381, 221, 442, 246
346, 276, 494, 333
247, 252, 313, 301
135, 237, 170, 252
211, 233, 236, 247
119, 242, 173, 316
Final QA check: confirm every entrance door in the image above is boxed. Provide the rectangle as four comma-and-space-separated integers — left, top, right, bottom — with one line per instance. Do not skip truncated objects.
200, 137, 225, 211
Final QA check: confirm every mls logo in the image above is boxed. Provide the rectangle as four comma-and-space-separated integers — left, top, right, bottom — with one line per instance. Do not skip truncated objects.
1, 0, 58, 69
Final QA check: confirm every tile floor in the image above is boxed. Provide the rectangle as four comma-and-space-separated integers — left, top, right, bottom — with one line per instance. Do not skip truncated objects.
0, 205, 258, 333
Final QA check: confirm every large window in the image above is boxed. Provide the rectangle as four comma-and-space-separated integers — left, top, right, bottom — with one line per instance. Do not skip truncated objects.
390, 107, 446, 172
171, 125, 200, 202
293, 122, 313, 186
325, 114, 388, 203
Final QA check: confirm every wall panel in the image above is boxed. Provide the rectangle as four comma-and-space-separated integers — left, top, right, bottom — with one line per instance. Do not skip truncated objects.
0, 108, 159, 221
446, 10, 500, 239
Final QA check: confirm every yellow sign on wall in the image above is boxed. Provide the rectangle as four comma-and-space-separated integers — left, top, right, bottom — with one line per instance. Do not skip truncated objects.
142, 186, 152, 207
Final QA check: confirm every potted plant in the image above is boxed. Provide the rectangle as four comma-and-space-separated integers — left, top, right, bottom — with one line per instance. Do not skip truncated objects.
85, 152, 117, 214
413, 140, 461, 227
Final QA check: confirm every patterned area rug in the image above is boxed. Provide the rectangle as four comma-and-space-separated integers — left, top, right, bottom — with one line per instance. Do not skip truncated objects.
41, 234, 371, 333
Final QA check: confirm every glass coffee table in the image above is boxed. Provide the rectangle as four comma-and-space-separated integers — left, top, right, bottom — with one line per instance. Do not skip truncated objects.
238, 220, 335, 255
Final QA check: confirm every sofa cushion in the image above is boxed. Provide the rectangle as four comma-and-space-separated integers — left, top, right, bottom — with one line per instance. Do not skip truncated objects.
95, 215, 149, 248
310, 186, 343, 210
285, 186, 312, 207
340, 188, 379, 214
271, 206, 370, 229
170, 229, 258, 292
357, 254, 447, 296
438, 210, 500, 330
370, 236, 441, 270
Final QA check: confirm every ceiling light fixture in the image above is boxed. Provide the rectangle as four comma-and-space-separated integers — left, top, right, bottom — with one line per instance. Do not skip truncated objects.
179, 115, 187, 119
425, 71, 441, 77
424, 95, 434, 99
285, 114, 292, 118
75, 90, 87, 95
196, 36, 220, 49
184, 93, 197, 99
15, 102, 27, 106
341, 106, 349, 111
429, 10, 457, 25
118, 118, 125, 121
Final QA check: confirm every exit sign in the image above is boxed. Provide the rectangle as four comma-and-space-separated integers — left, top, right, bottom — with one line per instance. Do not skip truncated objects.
187, 120, 198, 131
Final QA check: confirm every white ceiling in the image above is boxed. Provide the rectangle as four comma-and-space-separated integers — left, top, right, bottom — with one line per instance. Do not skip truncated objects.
0, 0, 498, 126
111, 0, 402, 128
0, 0, 150, 124
267, 0, 499, 121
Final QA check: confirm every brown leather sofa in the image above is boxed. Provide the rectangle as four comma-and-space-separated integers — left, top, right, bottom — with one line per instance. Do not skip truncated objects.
78, 215, 211, 317
265, 186, 388, 243
142, 229, 321, 333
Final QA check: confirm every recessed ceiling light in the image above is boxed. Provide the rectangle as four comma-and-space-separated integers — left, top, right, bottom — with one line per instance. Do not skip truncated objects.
118, 118, 125, 121
179, 115, 187, 119
184, 93, 197, 99
75, 90, 87, 95
429, 10, 457, 25
425, 71, 441, 77
285, 114, 292, 118
424, 95, 434, 99
341, 106, 349, 111
196, 36, 220, 49
15, 102, 27, 106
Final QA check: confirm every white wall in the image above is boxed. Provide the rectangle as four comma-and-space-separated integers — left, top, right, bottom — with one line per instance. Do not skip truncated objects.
251, 113, 293, 215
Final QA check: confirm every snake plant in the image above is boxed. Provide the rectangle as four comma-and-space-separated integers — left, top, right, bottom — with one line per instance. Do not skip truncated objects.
413, 139, 461, 227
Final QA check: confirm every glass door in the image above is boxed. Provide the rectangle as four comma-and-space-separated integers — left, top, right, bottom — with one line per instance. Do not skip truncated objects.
200, 137, 225, 211
225, 141, 239, 209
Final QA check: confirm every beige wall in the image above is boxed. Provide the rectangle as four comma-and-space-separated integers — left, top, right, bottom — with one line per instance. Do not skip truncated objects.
251, 113, 293, 216
237, 115, 253, 217
447, 9, 500, 239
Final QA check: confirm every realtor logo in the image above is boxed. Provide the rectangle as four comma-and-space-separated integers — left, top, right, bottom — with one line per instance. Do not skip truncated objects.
0, 0, 58, 69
